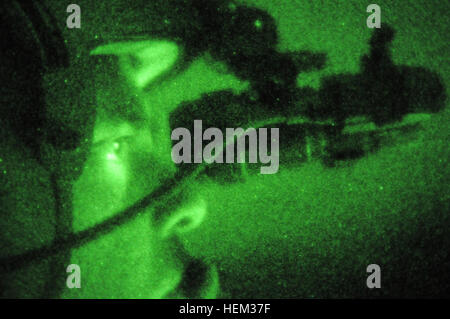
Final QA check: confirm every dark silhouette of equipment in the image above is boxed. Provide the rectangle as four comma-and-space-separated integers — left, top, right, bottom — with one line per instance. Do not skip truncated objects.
171, 22, 446, 179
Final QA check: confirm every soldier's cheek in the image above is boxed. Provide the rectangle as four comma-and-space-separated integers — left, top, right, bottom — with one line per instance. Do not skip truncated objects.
72, 139, 130, 232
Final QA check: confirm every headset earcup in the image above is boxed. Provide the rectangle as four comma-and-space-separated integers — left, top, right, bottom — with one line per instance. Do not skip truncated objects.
0, 1, 70, 158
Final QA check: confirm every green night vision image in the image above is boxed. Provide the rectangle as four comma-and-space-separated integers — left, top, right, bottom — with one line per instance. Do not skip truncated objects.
0, 0, 449, 299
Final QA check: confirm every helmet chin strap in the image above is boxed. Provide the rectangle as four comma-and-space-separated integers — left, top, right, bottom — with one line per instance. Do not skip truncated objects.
0, 166, 190, 274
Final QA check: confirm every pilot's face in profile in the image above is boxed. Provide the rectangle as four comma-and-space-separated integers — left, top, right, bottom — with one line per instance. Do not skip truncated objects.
63, 40, 248, 298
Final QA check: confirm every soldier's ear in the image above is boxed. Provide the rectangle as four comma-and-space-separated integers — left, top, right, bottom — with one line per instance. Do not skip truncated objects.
90, 40, 180, 89
159, 196, 207, 238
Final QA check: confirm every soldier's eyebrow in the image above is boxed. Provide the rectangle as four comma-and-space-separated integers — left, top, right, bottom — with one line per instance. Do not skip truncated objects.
89, 39, 175, 55
90, 40, 180, 90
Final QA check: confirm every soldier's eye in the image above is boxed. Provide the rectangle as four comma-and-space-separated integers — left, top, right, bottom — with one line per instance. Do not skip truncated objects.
105, 136, 133, 161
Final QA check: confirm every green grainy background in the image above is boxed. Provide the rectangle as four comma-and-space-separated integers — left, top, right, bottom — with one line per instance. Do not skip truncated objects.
178, 0, 450, 298
46, 0, 449, 298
